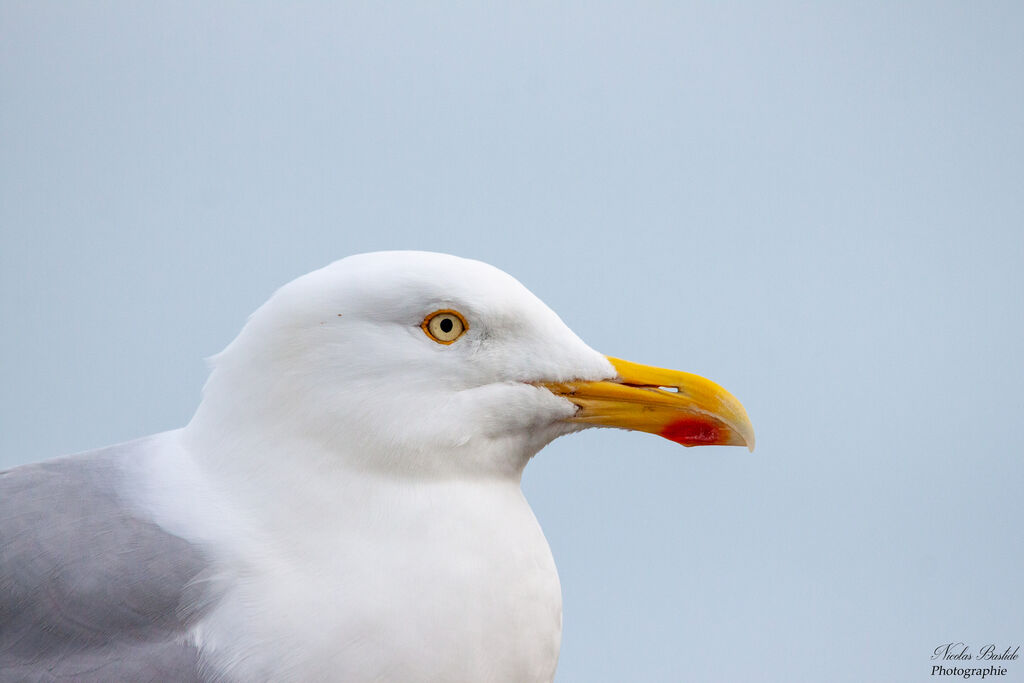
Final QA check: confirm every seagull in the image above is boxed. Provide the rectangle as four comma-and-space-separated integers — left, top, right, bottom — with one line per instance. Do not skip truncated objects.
0, 251, 754, 682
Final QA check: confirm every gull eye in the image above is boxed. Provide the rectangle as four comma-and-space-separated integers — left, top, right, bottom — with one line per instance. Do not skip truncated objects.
422, 310, 468, 344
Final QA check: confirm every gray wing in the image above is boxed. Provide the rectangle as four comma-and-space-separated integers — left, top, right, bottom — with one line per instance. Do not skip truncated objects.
0, 444, 210, 682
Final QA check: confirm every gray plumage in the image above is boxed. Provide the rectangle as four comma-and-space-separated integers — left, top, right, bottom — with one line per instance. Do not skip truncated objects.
0, 443, 209, 682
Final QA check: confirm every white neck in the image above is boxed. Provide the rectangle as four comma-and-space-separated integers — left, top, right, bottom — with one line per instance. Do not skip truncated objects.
131, 426, 563, 682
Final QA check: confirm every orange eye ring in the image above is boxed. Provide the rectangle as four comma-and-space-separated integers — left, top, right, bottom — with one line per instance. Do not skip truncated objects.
421, 309, 468, 344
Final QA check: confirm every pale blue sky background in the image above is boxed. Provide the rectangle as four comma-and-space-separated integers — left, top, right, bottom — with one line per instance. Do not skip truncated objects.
2, 2, 1022, 681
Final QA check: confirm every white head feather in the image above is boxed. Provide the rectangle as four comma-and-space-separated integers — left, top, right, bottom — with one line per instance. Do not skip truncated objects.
187, 250, 615, 479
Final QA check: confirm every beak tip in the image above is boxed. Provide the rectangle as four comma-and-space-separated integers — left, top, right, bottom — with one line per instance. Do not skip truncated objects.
740, 426, 756, 453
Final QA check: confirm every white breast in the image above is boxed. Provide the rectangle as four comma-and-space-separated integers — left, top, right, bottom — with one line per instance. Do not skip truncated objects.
137, 442, 562, 682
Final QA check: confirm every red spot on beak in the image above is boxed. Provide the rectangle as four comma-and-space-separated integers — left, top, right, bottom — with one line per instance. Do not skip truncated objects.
659, 417, 722, 447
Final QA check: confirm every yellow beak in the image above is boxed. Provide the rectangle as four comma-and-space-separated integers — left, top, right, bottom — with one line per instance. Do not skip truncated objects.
541, 356, 755, 451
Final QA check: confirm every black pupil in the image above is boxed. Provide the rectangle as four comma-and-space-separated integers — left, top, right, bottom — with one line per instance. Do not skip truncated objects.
439, 317, 454, 334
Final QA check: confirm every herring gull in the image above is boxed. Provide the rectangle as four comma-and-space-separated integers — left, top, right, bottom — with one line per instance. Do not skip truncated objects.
0, 251, 754, 682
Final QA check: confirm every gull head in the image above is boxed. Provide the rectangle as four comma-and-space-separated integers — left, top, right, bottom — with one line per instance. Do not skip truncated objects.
189, 251, 754, 479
